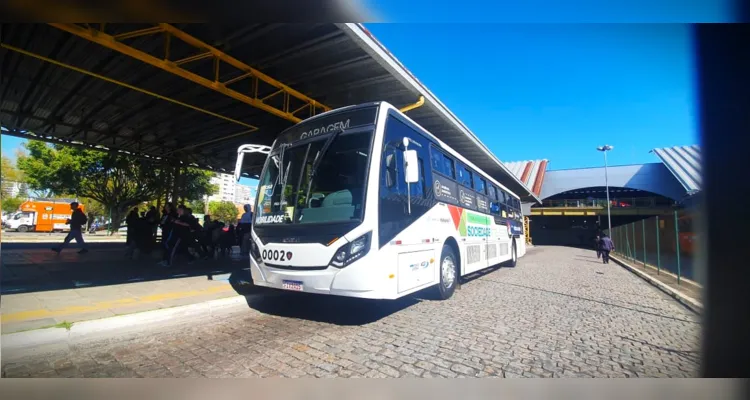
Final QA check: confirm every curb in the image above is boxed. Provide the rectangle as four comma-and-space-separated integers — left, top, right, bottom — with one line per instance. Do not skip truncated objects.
1, 295, 251, 355
610, 254, 703, 314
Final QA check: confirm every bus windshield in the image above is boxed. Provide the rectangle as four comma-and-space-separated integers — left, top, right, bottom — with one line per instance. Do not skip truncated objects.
255, 129, 373, 225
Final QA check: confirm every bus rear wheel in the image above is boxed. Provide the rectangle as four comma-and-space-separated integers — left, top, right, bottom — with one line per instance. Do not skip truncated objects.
507, 239, 517, 268
437, 245, 459, 300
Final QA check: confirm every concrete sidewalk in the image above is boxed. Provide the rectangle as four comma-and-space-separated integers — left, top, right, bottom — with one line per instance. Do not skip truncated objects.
1, 243, 253, 334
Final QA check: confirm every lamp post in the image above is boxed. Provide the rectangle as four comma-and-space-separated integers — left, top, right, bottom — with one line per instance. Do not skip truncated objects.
597, 145, 614, 235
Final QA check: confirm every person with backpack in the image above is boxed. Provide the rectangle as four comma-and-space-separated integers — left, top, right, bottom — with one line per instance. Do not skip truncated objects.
51, 201, 89, 254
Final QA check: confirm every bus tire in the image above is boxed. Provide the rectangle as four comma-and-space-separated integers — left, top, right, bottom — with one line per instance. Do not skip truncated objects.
437, 244, 459, 300
507, 239, 518, 268
18, 225, 29, 233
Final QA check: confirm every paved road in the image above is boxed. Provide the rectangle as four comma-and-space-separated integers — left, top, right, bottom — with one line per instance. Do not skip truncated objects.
1, 246, 701, 378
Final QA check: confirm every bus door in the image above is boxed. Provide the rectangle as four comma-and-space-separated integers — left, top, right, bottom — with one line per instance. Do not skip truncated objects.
486, 186, 502, 267
379, 114, 434, 293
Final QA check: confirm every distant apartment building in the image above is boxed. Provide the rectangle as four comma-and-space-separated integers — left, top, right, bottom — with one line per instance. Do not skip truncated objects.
234, 184, 256, 205
208, 173, 236, 203
208, 173, 255, 205
1, 180, 28, 199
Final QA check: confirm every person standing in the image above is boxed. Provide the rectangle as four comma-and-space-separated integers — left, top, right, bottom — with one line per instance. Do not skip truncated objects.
124, 207, 142, 258
599, 233, 615, 264
145, 205, 159, 243
51, 202, 89, 254
238, 204, 253, 256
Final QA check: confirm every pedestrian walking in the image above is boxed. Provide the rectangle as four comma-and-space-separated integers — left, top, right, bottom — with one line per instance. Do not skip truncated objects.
599, 233, 615, 264
51, 202, 89, 254
594, 235, 601, 259
158, 204, 196, 267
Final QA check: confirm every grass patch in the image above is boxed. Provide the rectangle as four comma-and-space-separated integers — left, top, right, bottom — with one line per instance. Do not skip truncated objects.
54, 321, 74, 331
2, 320, 75, 335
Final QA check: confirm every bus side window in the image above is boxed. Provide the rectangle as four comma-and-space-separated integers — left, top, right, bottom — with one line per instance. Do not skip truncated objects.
409, 157, 426, 198
430, 146, 455, 179
382, 145, 402, 192
430, 146, 442, 174
456, 163, 472, 188
474, 175, 486, 195
384, 146, 398, 189
488, 185, 497, 200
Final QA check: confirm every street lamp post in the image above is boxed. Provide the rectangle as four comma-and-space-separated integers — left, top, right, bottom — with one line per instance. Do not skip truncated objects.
597, 145, 614, 235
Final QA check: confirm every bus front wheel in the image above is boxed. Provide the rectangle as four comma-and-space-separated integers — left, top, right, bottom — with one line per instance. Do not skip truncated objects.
17, 225, 29, 233
437, 245, 459, 300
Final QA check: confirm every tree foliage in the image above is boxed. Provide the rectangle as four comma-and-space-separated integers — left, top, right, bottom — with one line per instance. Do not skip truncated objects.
209, 201, 239, 224
16, 141, 215, 230
180, 169, 217, 203
1, 196, 23, 213
1, 155, 24, 183
186, 198, 207, 214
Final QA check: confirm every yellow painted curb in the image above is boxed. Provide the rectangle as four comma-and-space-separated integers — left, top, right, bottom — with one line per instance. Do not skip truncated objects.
1, 285, 234, 323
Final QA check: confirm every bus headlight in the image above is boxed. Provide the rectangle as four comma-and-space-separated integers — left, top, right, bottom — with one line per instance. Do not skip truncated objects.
329, 231, 372, 268
250, 240, 262, 262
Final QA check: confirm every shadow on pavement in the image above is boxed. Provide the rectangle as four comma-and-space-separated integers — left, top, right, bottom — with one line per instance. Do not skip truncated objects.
225, 268, 423, 326
1, 242, 248, 295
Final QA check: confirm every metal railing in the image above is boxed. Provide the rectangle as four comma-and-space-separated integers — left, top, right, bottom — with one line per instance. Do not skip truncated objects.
542, 197, 676, 209
605, 210, 698, 285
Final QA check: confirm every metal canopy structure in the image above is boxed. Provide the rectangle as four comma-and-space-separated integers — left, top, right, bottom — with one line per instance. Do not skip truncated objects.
0, 23, 540, 203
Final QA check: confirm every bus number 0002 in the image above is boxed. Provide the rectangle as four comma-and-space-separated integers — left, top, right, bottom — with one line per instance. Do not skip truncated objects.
262, 249, 289, 262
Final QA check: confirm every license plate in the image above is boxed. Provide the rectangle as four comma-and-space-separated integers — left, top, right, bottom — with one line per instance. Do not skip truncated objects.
281, 280, 303, 291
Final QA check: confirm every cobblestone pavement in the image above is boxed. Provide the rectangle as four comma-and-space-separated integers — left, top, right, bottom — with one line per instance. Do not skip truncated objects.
2, 246, 701, 378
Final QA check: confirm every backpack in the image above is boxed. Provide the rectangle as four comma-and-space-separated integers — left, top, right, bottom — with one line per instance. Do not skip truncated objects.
76, 209, 88, 225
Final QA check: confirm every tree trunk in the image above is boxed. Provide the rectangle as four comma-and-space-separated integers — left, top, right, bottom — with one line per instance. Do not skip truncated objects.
171, 166, 181, 204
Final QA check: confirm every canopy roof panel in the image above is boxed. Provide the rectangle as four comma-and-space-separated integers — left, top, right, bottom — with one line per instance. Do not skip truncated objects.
0, 23, 539, 203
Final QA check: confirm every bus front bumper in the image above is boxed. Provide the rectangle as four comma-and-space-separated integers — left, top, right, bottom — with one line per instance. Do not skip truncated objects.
249, 256, 392, 299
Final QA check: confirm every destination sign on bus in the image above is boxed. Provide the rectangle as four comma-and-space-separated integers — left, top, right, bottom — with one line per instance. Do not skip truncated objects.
275, 106, 378, 145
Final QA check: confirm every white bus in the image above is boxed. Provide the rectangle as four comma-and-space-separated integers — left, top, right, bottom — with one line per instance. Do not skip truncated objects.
234, 101, 526, 300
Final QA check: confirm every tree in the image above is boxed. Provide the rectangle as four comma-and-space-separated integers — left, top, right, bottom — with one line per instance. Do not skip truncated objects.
147, 166, 216, 210
1, 154, 23, 182
179, 169, 217, 203
17, 141, 164, 230
80, 196, 107, 222
187, 198, 207, 214
1, 155, 27, 198
16, 141, 218, 230
1, 196, 23, 213
209, 201, 239, 224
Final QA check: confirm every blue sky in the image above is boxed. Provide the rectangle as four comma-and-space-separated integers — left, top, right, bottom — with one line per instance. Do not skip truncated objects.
3, 23, 700, 172
363, 0, 733, 23
364, 23, 699, 170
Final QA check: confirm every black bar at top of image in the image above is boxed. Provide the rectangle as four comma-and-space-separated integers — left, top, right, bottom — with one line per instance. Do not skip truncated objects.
696, 21, 750, 380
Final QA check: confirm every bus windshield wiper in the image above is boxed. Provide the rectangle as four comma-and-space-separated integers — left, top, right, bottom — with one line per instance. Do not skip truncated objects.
269, 143, 290, 211
302, 127, 346, 209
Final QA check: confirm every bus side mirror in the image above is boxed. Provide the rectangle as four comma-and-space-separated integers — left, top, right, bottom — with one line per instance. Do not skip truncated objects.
234, 144, 273, 182
234, 151, 245, 182
404, 150, 419, 184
